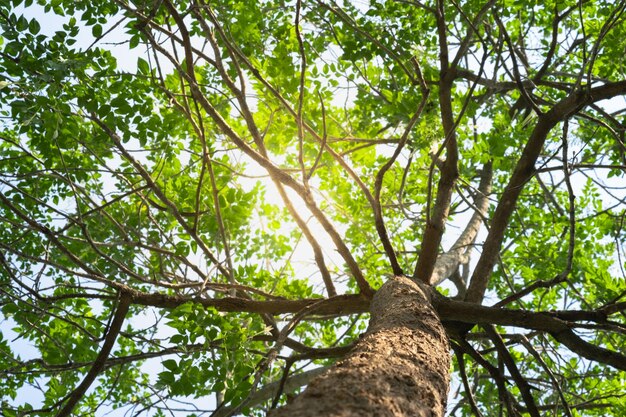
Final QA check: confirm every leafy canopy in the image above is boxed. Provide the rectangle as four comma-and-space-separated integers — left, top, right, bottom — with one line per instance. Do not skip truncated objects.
1, 0, 625, 416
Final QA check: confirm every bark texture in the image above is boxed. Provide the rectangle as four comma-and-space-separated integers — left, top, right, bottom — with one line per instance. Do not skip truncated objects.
270, 276, 450, 417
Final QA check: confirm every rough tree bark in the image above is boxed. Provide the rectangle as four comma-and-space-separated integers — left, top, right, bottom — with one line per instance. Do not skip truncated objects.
270, 275, 450, 417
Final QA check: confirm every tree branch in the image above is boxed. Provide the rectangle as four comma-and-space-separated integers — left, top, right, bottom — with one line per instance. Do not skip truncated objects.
413, 0, 460, 283
212, 367, 330, 417
430, 162, 492, 286
465, 80, 626, 304
484, 325, 540, 417
435, 295, 626, 371
56, 291, 131, 417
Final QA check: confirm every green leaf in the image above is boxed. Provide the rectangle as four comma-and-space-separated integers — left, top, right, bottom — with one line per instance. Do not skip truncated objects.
28, 19, 40, 35
162, 359, 178, 371
137, 57, 149, 75
92, 23, 102, 38
129, 35, 140, 49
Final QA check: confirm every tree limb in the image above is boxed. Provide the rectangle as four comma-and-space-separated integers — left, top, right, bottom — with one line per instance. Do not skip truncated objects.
430, 162, 492, 286
56, 291, 131, 417
465, 80, 626, 304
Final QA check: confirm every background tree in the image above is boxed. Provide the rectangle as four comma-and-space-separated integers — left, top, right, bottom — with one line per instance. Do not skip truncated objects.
1, 0, 625, 416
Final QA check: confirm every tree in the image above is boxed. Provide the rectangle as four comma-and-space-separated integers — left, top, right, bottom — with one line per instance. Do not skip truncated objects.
1, 0, 625, 415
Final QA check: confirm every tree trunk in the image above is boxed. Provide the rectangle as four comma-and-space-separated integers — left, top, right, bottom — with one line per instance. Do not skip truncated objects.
270, 276, 450, 417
